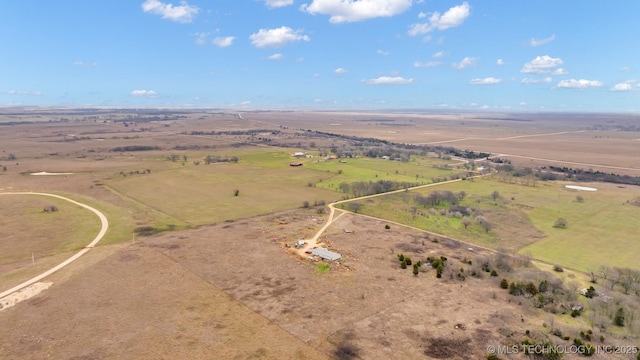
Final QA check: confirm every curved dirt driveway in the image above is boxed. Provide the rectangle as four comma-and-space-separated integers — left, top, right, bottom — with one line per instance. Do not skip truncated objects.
0, 192, 109, 299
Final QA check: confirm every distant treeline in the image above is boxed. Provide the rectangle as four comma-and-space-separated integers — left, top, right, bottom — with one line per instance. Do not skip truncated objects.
309, 130, 490, 159
185, 130, 281, 136
338, 180, 419, 197
111, 145, 161, 152
545, 166, 640, 186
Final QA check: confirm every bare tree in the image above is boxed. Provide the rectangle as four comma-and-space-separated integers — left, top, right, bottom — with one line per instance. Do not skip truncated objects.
576, 195, 584, 203
566, 280, 581, 301
491, 190, 500, 201
348, 202, 362, 213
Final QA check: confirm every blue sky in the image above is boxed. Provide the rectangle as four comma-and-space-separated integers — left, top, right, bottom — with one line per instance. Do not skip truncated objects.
1, 1, 639, 111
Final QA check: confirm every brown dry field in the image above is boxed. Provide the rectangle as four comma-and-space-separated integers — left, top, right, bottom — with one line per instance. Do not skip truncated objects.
0, 208, 560, 360
1, 110, 639, 359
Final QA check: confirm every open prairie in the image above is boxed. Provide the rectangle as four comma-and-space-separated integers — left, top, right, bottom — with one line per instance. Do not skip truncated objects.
1, 109, 639, 359
346, 177, 640, 272
244, 111, 640, 175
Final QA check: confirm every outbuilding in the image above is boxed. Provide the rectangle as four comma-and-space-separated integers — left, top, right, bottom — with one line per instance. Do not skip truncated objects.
311, 248, 341, 262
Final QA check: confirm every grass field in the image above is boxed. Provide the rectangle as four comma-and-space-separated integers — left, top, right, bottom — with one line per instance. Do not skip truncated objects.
304, 155, 462, 192
347, 178, 640, 272
106, 148, 340, 226
0, 194, 101, 267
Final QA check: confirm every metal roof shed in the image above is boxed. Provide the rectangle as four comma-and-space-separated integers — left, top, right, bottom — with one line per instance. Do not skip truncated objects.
311, 248, 341, 262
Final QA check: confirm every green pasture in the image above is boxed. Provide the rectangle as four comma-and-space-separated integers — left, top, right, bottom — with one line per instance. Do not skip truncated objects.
341, 190, 500, 247
106, 149, 340, 226
0, 194, 102, 266
347, 178, 640, 272
304, 156, 462, 192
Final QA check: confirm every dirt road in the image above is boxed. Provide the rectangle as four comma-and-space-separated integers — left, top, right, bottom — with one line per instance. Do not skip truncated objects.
0, 192, 109, 299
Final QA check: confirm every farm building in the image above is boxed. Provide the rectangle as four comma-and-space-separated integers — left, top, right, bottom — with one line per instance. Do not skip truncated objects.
311, 248, 341, 262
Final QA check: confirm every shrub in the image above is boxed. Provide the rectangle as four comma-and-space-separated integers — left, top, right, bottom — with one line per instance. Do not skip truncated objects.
525, 282, 538, 296
573, 338, 595, 356
538, 280, 548, 293
405, 257, 412, 266
553, 264, 564, 272
553, 218, 568, 228
571, 309, 581, 318
614, 308, 625, 327
500, 279, 509, 289
400, 260, 407, 269
398, 254, 405, 262
384, 224, 391, 229
490, 269, 498, 277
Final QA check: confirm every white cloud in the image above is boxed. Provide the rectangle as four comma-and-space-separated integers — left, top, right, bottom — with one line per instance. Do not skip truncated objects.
520, 102, 527, 106
7, 90, 42, 96
413, 61, 441, 68
553, 68, 568, 75
468, 77, 502, 85
141, 0, 199, 23
496, 59, 505, 65
432, 50, 447, 58
521, 77, 552, 84
620, 66, 630, 72
418, 11, 427, 19
408, 2, 470, 36
480, 105, 489, 109
451, 56, 477, 70
264, 0, 294, 8
521, 55, 563, 74
334, 67, 347, 74
130, 89, 158, 97
377, 49, 389, 55
268, 53, 284, 60
212, 36, 234, 47
194, 32, 209, 45
528, 34, 556, 47
73, 61, 97, 67
250, 26, 310, 48
610, 83, 633, 92
363, 76, 415, 85
556, 79, 603, 89
301, 0, 413, 23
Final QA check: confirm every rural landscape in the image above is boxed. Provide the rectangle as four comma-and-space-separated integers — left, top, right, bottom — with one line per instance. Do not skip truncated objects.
1, 108, 639, 359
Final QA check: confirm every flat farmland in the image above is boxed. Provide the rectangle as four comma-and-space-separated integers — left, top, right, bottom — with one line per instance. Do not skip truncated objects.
244, 112, 640, 175
106, 148, 340, 226
305, 156, 462, 192
2, 109, 640, 359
